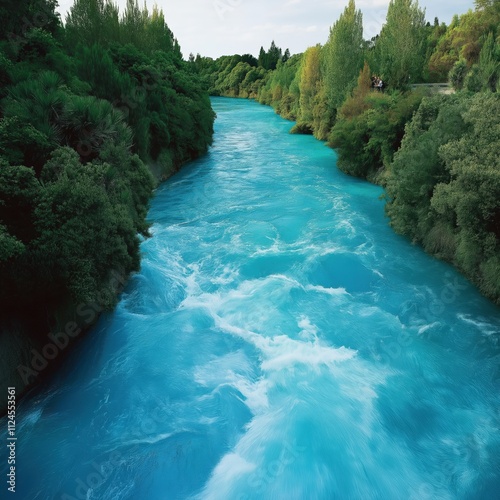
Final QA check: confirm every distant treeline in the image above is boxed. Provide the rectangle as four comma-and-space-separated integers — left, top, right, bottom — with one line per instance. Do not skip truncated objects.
192, 0, 500, 304
0, 0, 215, 326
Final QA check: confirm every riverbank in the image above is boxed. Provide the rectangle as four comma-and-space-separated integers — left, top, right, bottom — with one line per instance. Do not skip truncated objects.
221, 89, 499, 308
0, 154, 205, 417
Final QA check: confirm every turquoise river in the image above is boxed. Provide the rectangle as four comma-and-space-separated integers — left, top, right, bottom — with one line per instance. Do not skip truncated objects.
1, 97, 500, 499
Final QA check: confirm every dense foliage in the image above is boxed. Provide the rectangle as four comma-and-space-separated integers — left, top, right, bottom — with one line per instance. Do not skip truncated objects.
191, 42, 291, 98
372, 0, 427, 88
194, 0, 500, 304
385, 92, 500, 301
329, 84, 426, 182
0, 0, 214, 325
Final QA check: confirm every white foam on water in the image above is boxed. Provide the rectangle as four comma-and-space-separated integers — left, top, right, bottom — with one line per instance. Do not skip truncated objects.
297, 315, 318, 341
179, 273, 301, 319
263, 273, 301, 288
335, 219, 356, 235
250, 241, 281, 256
329, 197, 350, 213
198, 416, 219, 425
207, 312, 356, 373
183, 264, 458, 497
194, 351, 270, 413
193, 351, 253, 386
194, 348, 404, 500
229, 233, 242, 248
193, 409, 292, 500
317, 245, 348, 257
185, 263, 203, 296
457, 314, 499, 336
120, 431, 176, 446
178, 268, 404, 499
211, 265, 240, 285
236, 380, 272, 414
418, 322, 440, 335
259, 335, 355, 373
201, 452, 256, 495
304, 284, 349, 297
356, 305, 381, 318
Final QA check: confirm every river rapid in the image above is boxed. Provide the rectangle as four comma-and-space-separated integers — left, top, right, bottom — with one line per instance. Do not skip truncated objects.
1, 97, 500, 500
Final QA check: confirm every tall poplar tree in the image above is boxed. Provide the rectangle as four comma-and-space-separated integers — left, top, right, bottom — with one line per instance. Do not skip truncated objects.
375, 0, 426, 88
324, 0, 364, 114
298, 45, 322, 126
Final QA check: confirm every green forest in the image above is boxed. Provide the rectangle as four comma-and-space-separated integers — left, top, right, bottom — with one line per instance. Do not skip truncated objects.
0, 0, 215, 333
192, 0, 500, 305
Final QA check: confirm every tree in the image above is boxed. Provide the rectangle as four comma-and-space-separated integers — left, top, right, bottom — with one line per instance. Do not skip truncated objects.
338, 61, 372, 120
267, 41, 282, 70
0, 162, 41, 246
374, 0, 426, 88
427, 5, 499, 81
432, 93, 500, 302
385, 94, 468, 245
145, 5, 175, 53
0, 0, 59, 43
297, 45, 321, 128
258, 47, 266, 68
422, 19, 448, 82
226, 62, 252, 95
383, 91, 500, 304
324, 0, 364, 114
2, 71, 66, 171
474, 0, 500, 10
241, 54, 258, 66
449, 58, 468, 90
65, 0, 107, 47
258, 41, 283, 70
329, 90, 425, 180
475, 31, 499, 91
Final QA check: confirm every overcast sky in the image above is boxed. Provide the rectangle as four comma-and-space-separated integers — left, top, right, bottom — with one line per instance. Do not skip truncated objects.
56, 0, 476, 59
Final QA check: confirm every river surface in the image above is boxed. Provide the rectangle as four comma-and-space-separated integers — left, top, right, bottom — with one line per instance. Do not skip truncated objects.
2, 97, 500, 499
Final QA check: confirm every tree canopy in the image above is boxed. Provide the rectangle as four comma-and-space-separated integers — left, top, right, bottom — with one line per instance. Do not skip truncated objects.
0, 0, 214, 325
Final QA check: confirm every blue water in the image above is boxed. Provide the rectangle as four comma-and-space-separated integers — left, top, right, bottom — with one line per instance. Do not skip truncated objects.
2, 97, 500, 500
